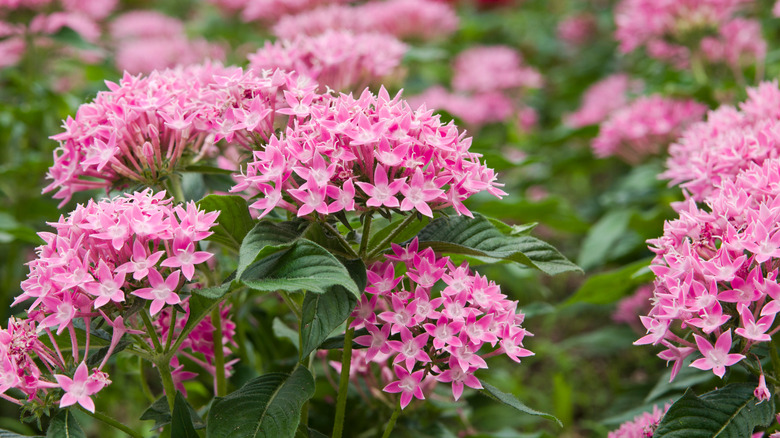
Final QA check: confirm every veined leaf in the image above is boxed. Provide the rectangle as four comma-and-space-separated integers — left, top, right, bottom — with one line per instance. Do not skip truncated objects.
299, 286, 357, 359
45, 410, 85, 438
196, 195, 255, 252
237, 220, 309, 279
207, 365, 315, 438
171, 392, 199, 438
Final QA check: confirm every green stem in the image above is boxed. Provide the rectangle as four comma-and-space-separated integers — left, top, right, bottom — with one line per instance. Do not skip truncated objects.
321, 221, 360, 259
157, 359, 178, 414
78, 406, 144, 438
168, 173, 186, 203
381, 402, 402, 438
366, 214, 418, 260
358, 215, 372, 258
332, 321, 355, 438
138, 357, 155, 403
165, 308, 177, 352
212, 307, 227, 397
140, 310, 163, 353
279, 290, 302, 319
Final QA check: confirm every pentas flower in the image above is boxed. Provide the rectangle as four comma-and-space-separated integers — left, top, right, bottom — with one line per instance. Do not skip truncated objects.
663, 81, 780, 202
565, 74, 643, 128
271, 0, 459, 42
607, 403, 670, 438
345, 239, 532, 409
592, 95, 707, 164
452, 46, 542, 94
643, 157, 780, 380
614, 0, 761, 69
232, 87, 506, 219
45, 63, 307, 205
409, 87, 517, 130
248, 30, 407, 92
207, 0, 348, 23
110, 11, 225, 74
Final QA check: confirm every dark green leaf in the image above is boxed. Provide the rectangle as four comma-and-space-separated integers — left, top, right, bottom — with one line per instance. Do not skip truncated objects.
367, 216, 429, 251
45, 411, 85, 438
415, 214, 580, 276
237, 221, 308, 278
566, 258, 653, 305
140, 396, 205, 430
197, 195, 255, 252
299, 286, 357, 359
480, 382, 562, 427
241, 240, 360, 297
577, 210, 633, 271
319, 328, 368, 350
475, 198, 589, 233
272, 318, 299, 350
655, 383, 775, 437
171, 392, 199, 438
207, 365, 315, 438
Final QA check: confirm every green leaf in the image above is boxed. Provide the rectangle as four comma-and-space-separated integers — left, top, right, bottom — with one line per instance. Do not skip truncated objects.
238, 221, 309, 279
577, 210, 633, 271
171, 392, 199, 438
207, 365, 316, 438
140, 396, 206, 431
197, 195, 255, 252
566, 258, 653, 305
272, 318, 299, 350
45, 411, 85, 438
241, 240, 360, 297
415, 214, 580, 276
0, 430, 42, 437
319, 328, 368, 350
480, 382, 563, 427
299, 286, 357, 359
654, 383, 775, 437
367, 216, 429, 251
175, 277, 235, 362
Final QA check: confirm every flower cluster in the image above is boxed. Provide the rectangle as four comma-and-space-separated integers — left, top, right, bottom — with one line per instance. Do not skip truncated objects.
411, 45, 540, 131
248, 30, 406, 92
208, 0, 348, 23
110, 11, 225, 74
612, 285, 653, 332
0, 0, 115, 69
45, 63, 307, 205
565, 74, 643, 128
607, 403, 670, 438
271, 0, 459, 42
662, 81, 780, 202
643, 157, 780, 380
349, 239, 533, 408
614, 0, 764, 69
452, 46, 542, 93
592, 95, 706, 164
4, 189, 235, 411
231, 87, 506, 219
557, 13, 597, 47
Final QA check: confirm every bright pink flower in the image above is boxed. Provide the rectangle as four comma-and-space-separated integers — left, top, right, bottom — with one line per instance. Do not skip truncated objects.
132, 269, 182, 315
436, 364, 482, 401
161, 238, 213, 281
386, 327, 431, 370
608, 403, 670, 438
54, 362, 98, 413
755, 374, 771, 402
383, 365, 426, 409
690, 330, 745, 378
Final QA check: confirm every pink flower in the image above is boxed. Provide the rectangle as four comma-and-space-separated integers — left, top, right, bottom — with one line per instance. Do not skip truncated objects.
755, 374, 771, 402
161, 238, 213, 281
565, 74, 643, 128
608, 403, 670, 438
383, 365, 426, 409
436, 365, 482, 401
690, 330, 745, 378
452, 45, 541, 93
132, 269, 182, 315
54, 362, 98, 413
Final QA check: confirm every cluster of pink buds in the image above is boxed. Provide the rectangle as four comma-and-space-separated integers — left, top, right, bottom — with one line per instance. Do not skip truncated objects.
643, 157, 780, 380
412, 45, 541, 131
662, 81, 780, 202
614, 0, 764, 69
248, 30, 407, 92
607, 403, 670, 438
591, 95, 706, 164
348, 239, 533, 408
3, 189, 236, 412
231, 87, 506, 219
271, 0, 459, 42
44, 63, 308, 205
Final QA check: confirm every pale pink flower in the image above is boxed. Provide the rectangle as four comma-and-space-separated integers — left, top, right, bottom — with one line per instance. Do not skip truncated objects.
690, 330, 745, 378
565, 74, 643, 128
452, 45, 542, 93
54, 362, 97, 413
607, 403, 670, 438
383, 365, 426, 409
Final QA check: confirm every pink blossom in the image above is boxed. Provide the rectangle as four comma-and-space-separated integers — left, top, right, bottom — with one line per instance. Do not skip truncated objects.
565, 74, 643, 128
383, 365, 426, 409
54, 362, 98, 413
608, 403, 670, 438
557, 14, 597, 47
690, 330, 745, 378
453, 46, 541, 93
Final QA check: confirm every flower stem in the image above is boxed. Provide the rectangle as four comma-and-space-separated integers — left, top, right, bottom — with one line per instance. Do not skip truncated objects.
78, 406, 144, 438
167, 173, 186, 204
140, 310, 162, 353
157, 359, 178, 413
332, 320, 355, 438
367, 213, 418, 260
381, 402, 402, 438
212, 306, 227, 397
321, 221, 360, 259
358, 214, 372, 258
138, 357, 155, 403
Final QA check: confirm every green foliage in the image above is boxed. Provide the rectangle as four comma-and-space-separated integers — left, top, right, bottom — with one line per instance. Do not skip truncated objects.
171, 392, 200, 438
480, 383, 562, 427
654, 384, 775, 437
207, 365, 316, 438
566, 258, 653, 305
196, 195, 255, 252
415, 214, 581, 276
44, 411, 84, 438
